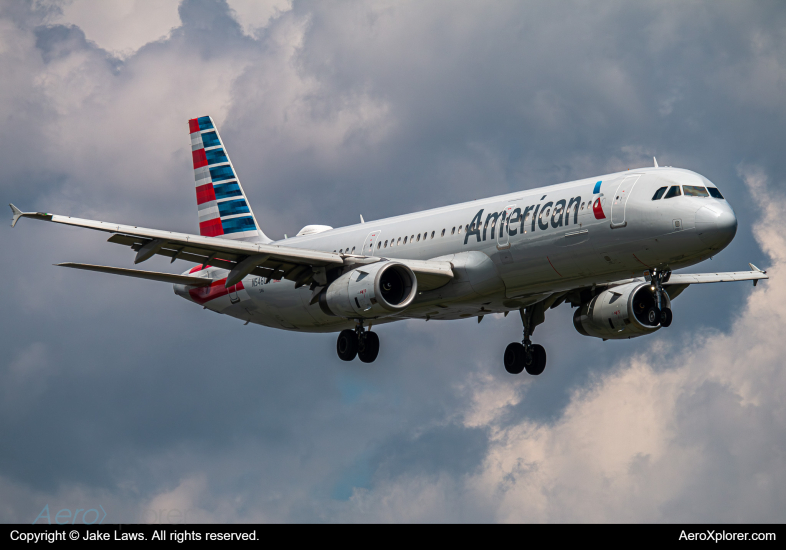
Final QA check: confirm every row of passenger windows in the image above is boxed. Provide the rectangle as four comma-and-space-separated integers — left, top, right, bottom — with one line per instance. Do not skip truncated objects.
652, 185, 724, 200
332, 200, 603, 254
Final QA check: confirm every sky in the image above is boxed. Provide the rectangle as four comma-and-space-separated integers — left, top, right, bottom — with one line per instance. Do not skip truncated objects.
1, 0, 786, 523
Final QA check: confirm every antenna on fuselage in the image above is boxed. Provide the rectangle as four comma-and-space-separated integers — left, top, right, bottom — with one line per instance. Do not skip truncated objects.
360, 215, 365, 224
653, 157, 659, 168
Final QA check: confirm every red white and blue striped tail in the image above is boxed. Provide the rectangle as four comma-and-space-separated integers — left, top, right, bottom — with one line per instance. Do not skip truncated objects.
189, 116, 271, 243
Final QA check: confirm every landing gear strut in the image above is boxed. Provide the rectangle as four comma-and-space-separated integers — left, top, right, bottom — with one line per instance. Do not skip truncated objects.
337, 320, 380, 363
504, 303, 547, 375
649, 268, 673, 328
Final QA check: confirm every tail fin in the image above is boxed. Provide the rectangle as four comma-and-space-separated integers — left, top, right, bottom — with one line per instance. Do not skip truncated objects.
189, 116, 271, 243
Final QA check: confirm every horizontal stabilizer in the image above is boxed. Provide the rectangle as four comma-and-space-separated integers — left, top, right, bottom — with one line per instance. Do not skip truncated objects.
56, 263, 212, 286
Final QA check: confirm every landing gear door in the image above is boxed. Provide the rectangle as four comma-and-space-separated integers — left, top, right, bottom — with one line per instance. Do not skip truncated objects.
363, 230, 382, 256
497, 204, 515, 249
610, 175, 640, 228
228, 283, 241, 303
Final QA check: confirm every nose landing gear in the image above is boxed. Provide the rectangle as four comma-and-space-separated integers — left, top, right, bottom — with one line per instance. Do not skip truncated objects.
649, 268, 673, 328
336, 321, 380, 363
504, 304, 547, 375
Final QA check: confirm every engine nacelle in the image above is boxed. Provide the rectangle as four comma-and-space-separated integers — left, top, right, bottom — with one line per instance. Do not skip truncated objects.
319, 261, 417, 319
573, 282, 670, 340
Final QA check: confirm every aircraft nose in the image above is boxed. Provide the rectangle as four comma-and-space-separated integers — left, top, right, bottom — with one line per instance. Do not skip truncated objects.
695, 203, 737, 250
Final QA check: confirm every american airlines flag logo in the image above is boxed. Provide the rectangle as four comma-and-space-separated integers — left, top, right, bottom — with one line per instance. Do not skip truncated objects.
591, 180, 606, 219
189, 116, 257, 239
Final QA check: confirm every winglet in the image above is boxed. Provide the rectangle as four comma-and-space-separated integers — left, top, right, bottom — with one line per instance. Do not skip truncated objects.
9, 204, 23, 227
9, 204, 53, 227
653, 157, 659, 168
749, 263, 766, 273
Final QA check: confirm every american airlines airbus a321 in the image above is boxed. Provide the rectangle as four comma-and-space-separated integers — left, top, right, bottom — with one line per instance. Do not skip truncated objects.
10, 116, 768, 375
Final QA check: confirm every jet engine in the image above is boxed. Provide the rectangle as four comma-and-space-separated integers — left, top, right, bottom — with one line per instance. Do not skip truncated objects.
573, 282, 670, 340
319, 261, 417, 319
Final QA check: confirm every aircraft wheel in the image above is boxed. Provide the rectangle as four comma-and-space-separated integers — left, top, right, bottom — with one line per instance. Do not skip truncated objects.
358, 331, 380, 363
524, 344, 547, 376
337, 329, 358, 361
645, 306, 661, 326
504, 342, 526, 374
660, 307, 673, 327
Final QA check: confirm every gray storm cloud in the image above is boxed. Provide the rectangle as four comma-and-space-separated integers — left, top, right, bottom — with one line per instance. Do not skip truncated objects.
1, 0, 785, 523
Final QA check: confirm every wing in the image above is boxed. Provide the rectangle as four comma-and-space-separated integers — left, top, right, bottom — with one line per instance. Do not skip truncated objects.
660, 264, 768, 299
664, 267, 768, 285
10, 205, 454, 291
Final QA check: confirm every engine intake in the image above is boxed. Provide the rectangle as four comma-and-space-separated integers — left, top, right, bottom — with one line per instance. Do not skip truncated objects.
573, 282, 670, 340
319, 261, 417, 319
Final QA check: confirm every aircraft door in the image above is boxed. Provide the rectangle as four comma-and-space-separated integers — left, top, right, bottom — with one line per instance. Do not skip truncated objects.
610, 175, 640, 228
363, 230, 382, 256
497, 204, 515, 249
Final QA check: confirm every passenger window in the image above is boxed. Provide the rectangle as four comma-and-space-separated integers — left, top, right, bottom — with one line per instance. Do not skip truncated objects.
683, 185, 709, 197
339, 249, 343, 253
417, 234, 420, 242
377, 242, 381, 249
581, 202, 585, 210
652, 187, 667, 200
458, 226, 462, 234
664, 186, 681, 199
452, 227, 456, 234
441, 229, 445, 237
431, 231, 435, 238
351, 247, 355, 253
411, 234, 415, 241
466, 224, 469, 232
404, 236, 408, 244
397, 237, 401, 245
708, 187, 724, 199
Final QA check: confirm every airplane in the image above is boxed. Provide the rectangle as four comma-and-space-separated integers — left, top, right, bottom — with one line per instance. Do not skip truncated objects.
10, 115, 768, 375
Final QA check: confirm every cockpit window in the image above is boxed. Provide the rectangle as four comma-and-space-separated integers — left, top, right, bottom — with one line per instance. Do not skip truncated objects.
652, 187, 667, 200
683, 185, 709, 197
664, 186, 682, 199
707, 187, 724, 199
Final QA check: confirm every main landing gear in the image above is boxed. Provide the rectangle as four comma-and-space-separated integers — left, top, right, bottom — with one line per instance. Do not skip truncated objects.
504, 304, 547, 375
649, 268, 673, 328
337, 321, 380, 363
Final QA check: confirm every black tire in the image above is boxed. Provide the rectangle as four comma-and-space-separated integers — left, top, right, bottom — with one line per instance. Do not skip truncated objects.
524, 344, 547, 376
337, 329, 358, 361
358, 331, 380, 363
645, 306, 661, 326
660, 307, 673, 327
504, 342, 525, 374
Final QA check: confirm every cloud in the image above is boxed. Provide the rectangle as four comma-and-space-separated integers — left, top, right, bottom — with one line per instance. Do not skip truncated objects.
51, 0, 182, 58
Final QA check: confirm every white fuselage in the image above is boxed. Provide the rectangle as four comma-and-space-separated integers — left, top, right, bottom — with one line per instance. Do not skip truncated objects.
174, 167, 737, 332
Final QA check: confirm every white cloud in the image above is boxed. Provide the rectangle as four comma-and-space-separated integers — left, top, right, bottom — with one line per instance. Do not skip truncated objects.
53, 0, 181, 58
226, 0, 292, 37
